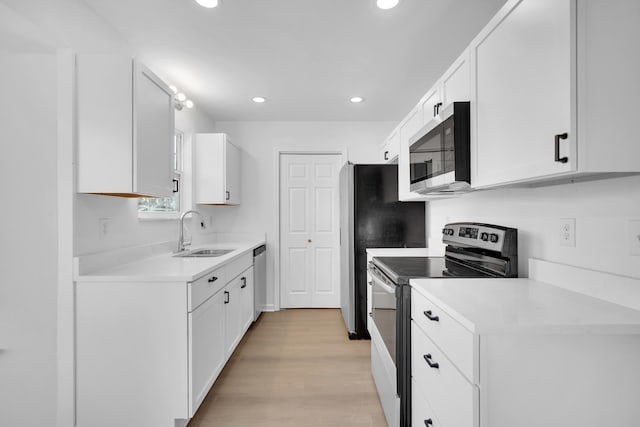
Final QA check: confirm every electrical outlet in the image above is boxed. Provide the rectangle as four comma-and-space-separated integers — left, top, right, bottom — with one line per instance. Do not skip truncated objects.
98, 218, 112, 239
630, 220, 640, 256
559, 218, 576, 247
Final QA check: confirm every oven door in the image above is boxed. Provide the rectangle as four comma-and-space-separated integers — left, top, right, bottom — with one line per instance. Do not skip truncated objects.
369, 263, 398, 367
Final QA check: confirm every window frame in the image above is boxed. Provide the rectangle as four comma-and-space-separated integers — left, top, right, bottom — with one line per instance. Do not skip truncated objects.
137, 129, 185, 221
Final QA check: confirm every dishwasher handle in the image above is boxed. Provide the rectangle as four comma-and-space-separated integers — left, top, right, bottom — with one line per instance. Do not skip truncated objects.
253, 245, 266, 257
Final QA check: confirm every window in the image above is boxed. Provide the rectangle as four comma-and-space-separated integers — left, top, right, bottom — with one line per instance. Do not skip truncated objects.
138, 129, 184, 219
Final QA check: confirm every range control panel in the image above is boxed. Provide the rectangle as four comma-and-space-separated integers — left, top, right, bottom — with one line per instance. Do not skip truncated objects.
442, 222, 517, 255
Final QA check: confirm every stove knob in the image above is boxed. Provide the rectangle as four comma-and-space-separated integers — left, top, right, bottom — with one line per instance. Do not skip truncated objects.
449, 228, 455, 236
480, 232, 489, 241
442, 228, 447, 235
490, 233, 499, 243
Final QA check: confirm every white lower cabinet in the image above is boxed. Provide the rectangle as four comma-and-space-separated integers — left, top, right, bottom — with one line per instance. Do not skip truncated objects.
189, 289, 225, 415
410, 285, 640, 427
240, 266, 255, 329
76, 253, 254, 427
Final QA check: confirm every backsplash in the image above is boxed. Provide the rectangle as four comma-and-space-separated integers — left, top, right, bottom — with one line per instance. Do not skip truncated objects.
428, 174, 640, 278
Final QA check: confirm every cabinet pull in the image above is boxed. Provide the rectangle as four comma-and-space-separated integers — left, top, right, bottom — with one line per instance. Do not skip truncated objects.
435, 102, 443, 116
433, 104, 438, 117
208, 276, 218, 283
423, 354, 439, 369
423, 310, 439, 322
384, 151, 389, 161
172, 179, 179, 193
241, 277, 247, 289
225, 190, 230, 201
554, 133, 569, 163
224, 291, 229, 304
424, 420, 433, 427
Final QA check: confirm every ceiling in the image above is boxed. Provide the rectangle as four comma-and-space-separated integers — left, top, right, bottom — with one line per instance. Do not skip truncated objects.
82, 0, 507, 121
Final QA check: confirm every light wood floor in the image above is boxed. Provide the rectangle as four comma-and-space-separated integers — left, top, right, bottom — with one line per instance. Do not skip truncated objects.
188, 309, 388, 427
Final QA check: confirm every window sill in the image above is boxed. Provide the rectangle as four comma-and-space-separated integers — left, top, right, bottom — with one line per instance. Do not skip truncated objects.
138, 211, 180, 221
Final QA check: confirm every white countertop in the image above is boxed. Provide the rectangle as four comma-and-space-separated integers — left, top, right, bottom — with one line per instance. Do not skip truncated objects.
411, 277, 640, 335
366, 247, 444, 257
75, 239, 265, 283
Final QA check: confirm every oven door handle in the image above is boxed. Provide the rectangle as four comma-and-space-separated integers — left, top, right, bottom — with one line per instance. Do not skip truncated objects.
370, 272, 396, 294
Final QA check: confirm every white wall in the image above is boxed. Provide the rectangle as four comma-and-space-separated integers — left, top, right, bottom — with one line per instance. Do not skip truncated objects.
428, 175, 640, 278
206, 121, 395, 308
0, 53, 59, 427
74, 107, 216, 255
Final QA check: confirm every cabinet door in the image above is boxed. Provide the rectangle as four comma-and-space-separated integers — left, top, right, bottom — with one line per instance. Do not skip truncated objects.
224, 278, 243, 357
398, 107, 424, 201
225, 141, 241, 205
134, 61, 174, 197
420, 86, 441, 125
240, 267, 254, 331
194, 134, 225, 204
382, 131, 400, 163
189, 290, 225, 416
471, 0, 574, 187
441, 50, 470, 107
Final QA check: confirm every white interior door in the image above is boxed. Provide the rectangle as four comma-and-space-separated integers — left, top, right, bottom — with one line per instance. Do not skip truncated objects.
280, 153, 343, 308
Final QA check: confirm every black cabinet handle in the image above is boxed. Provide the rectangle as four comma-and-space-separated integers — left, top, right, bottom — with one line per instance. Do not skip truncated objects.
554, 132, 569, 163
225, 190, 230, 201
433, 104, 438, 117
241, 277, 247, 289
384, 151, 389, 161
423, 310, 439, 322
208, 276, 218, 283
435, 102, 443, 115
423, 354, 439, 369
224, 291, 229, 304
172, 179, 179, 193
424, 420, 433, 427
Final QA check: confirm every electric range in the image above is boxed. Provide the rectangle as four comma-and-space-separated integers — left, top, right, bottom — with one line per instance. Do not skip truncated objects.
368, 222, 518, 427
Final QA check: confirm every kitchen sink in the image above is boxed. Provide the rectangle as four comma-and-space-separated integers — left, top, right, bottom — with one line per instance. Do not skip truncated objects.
174, 248, 234, 258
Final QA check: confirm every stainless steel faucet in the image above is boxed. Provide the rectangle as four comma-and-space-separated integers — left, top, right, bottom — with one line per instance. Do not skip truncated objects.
177, 210, 206, 253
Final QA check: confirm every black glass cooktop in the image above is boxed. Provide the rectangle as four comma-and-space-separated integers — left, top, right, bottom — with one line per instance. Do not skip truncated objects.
373, 256, 493, 284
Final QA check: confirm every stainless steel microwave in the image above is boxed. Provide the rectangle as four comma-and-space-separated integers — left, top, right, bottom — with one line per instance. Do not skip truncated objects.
409, 101, 471, 195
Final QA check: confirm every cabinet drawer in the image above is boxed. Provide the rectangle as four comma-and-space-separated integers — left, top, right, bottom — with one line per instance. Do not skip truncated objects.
411, 288, 477, 382
188, 253, 253, 311
189, 268, 228, 312
225, 252, 253, 281
412, 378, 444, 427
412, 322, 477, 427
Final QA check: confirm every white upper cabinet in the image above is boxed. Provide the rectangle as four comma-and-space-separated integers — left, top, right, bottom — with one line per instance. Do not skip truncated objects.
421, 50, 470, 126
194, 133, 241, 205
470, 0, 640, 188
380, 130, 400, 163
77, 55, 174, 197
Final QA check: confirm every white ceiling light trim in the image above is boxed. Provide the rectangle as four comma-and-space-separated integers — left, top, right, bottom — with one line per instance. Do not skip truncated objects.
377, 0, 399, 10
195, 0, 220, 9
252, 97, 267, 103
350, 97, 364, 103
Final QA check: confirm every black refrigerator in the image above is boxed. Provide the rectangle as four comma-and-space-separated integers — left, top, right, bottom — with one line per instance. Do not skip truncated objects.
339, 163, 425, 339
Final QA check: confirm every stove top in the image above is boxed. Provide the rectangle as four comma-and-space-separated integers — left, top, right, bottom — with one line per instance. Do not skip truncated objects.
372, 256, 495, 284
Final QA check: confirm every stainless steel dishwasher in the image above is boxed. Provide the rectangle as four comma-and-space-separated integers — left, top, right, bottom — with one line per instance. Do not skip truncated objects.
253, 245, 266, 320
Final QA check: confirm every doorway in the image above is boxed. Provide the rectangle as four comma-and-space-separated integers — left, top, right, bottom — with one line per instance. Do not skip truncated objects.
279, 152, 344, 308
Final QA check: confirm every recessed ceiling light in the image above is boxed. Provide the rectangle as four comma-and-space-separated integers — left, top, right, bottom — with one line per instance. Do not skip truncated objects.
377, 0, 399, 10
195, 0, 220, 8
350, 97, 364, 103
252, 97, 267, 103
